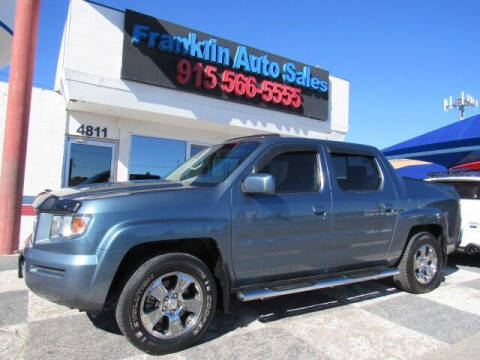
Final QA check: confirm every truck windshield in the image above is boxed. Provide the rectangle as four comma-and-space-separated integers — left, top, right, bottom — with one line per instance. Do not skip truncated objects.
165, 141, 260, 185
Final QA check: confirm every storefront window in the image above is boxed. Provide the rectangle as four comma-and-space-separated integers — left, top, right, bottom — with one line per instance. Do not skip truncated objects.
129, 135, 186, 180
65, 139, 115, 187
190, 144, 208, 158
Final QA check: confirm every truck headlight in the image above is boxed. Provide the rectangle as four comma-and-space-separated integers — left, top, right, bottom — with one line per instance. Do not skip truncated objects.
50, 215, 91, 239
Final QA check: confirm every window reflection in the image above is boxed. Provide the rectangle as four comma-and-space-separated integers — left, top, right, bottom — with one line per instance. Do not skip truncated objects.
166, 141, 259, 185
331, 153, 381, 192
129, 135, 186, 180
190, 144, 208, 158
68, 143, 113, 186
259, 152, 318, 193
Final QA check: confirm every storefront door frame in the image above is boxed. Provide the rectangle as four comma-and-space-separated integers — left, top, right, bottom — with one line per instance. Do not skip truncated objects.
62, 136, 118, 187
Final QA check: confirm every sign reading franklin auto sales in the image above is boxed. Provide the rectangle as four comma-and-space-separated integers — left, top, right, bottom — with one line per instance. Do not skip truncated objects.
122, 9, 329, 120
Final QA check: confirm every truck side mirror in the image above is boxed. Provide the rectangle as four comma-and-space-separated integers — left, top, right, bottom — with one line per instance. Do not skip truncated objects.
242, 173, 275, 195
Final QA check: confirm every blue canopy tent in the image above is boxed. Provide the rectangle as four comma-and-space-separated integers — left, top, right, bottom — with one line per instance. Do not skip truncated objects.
383, 114, 480, 178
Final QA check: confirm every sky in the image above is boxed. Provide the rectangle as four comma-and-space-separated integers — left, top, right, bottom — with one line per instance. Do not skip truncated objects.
1, 0, 479, 150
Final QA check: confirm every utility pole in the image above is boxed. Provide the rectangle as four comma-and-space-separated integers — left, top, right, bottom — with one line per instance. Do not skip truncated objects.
0, 0, 41, 255
444, 91, 479, 120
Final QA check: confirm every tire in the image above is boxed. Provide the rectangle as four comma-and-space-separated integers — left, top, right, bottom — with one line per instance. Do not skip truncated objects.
115, 253, 217, 355
394, 231, 443, 294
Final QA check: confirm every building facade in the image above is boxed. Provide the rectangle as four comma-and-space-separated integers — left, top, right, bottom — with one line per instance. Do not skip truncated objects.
0, 0, 350, 245
0, 0, 15, 68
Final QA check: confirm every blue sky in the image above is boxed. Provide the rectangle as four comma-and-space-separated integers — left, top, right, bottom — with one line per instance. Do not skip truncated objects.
1, 0, 479, 149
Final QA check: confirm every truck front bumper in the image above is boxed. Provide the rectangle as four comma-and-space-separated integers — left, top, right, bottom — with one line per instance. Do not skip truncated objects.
23, 246, 107, 312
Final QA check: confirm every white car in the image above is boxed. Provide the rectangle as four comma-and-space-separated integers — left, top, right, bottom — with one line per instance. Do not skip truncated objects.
426, 172, 480, 255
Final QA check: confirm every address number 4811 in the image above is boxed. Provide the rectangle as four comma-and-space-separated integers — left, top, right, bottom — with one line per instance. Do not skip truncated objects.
76, 125, 108, 138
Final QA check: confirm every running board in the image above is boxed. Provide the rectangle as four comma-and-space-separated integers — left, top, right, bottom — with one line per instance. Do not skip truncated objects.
237, 268, 400, 301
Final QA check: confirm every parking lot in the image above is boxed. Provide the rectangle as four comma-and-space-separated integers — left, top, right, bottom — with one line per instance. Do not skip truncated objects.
1, 254, 479, 360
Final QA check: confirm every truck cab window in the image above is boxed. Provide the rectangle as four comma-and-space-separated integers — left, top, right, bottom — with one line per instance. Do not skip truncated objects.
331, 153, 381, 192
259, 151, 318, 193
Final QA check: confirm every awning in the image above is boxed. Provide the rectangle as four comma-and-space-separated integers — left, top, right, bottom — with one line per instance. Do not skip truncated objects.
383, 113, 480, 169
451, 161, 480, 171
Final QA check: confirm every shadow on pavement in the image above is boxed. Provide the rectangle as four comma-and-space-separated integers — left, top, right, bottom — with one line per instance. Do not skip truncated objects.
198, 277, 401, 345
85, 310, 122, 335
86, 277, 402, 345
84, 254, 479, 347
87, 256, 477, 346
447, 252, 480, 269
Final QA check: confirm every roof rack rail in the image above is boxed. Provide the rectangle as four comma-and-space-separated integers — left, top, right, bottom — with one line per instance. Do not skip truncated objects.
224, 134, 281, 143
427, 170, 480, 178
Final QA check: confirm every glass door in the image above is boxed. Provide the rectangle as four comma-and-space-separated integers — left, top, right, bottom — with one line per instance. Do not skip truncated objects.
63, 137, 117, 187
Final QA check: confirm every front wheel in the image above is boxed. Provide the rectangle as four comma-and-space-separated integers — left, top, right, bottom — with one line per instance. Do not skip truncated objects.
394, 231, 443, 294
115, 253, 217, 355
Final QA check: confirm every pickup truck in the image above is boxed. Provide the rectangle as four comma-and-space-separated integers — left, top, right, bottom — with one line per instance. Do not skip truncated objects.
21, 134, 460, 355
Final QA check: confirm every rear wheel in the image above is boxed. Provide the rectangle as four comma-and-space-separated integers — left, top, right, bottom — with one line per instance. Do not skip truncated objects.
394, 231, 443, 294
115, 253, 217, 355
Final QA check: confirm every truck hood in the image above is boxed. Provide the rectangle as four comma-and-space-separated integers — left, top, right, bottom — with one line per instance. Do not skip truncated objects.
33, 181, 196, 209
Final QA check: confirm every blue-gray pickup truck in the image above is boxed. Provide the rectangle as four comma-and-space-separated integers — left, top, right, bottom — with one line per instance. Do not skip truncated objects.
21, 134, 460, 354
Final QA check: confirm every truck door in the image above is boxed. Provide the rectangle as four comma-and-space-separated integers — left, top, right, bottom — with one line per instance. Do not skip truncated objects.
231, 143, 332, 286
324, 148, 399, 271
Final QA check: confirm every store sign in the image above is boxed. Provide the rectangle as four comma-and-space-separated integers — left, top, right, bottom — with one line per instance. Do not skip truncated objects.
122, 9, 329, 120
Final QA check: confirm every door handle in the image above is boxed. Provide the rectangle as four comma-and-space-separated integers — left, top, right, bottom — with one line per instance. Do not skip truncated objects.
379, 204, 396, 214
312, 206, 328, 219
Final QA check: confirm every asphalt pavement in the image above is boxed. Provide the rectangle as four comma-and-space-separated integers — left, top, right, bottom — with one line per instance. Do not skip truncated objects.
1, 253, 479, 360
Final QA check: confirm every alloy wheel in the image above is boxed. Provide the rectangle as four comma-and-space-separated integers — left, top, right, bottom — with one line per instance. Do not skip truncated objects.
413, 244, 438, 284
140, 271, 204, 339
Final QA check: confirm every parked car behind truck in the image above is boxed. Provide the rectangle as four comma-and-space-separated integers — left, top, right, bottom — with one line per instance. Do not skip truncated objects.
426, 171, 480, 254
22, 134, 460, 354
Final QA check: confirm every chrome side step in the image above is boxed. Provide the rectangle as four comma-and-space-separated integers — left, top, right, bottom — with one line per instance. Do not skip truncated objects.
237, 268, 400, 301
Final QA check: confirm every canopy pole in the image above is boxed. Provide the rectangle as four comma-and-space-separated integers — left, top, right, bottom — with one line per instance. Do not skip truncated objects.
0, 0, 41, 255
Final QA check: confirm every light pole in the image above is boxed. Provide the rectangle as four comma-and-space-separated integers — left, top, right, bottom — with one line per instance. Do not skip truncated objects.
444, 91, 479, 120
0, 0, 41, 255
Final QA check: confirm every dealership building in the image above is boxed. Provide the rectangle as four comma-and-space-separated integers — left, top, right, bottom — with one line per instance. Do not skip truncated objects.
0, 0, 350, 245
